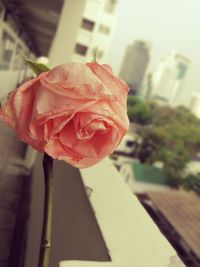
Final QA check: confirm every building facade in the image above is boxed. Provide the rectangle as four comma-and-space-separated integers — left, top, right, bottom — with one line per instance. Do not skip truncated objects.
0, 0, 119, 98
151, 51, 190, 106
120, 162, 170, 193
119, 40, 150, 95
71, 0, 118, 64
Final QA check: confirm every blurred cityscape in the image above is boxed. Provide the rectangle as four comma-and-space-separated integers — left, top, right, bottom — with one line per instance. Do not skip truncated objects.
0, 0, 199, 267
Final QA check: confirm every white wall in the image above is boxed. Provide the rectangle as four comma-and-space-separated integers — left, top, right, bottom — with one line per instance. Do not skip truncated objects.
49, 0, 86, 67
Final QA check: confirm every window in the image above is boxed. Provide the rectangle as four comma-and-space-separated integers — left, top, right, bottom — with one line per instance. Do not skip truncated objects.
126, 140, 134, 148
104, 0, 117, 14
81, 18, 95, 32
75, 43, 88, 56
98, 24, 110, 35
0, 31, 15, 70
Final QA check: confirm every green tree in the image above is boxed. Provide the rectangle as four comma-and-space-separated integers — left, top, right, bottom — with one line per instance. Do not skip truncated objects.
136, 103, 200, 187
127, 95, 141, 106
182, 173, 200, 196
127, 96, 156, 125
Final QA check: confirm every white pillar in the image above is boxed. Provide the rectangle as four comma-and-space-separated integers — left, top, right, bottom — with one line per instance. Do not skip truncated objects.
48, 0, 86, 67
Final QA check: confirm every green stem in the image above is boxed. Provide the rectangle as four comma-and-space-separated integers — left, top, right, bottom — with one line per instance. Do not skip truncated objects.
38, 153, 53, 267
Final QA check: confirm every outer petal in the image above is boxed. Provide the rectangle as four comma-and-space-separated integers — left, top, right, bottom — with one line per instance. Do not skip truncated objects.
0, 91, 16, 128
31, 85, 99, 119
0, 75, 45, 151
12, 75, 42, 118
39, 62, 115, 100
86, 62, 129, 107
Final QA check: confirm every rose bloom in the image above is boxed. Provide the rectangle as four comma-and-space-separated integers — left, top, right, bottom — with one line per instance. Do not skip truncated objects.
0, 62, 129, 168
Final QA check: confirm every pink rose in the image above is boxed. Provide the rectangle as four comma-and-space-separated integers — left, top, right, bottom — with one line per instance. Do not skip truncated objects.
0, 62, 129, 168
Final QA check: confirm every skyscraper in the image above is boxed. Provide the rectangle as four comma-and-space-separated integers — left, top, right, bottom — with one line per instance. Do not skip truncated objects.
151, 51, 190, 106
119, 40, 150, 95
189, 93, 200, 118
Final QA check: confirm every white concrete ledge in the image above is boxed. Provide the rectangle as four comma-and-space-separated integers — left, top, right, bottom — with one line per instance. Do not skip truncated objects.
60, 158, 185, 267
60, 261, 112, 267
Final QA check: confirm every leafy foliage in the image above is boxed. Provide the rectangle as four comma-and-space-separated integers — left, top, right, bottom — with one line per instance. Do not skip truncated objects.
127, 96, 141, 106
182, 173, 200, 196
127, 96, 156, 125
128, 97, 200, 188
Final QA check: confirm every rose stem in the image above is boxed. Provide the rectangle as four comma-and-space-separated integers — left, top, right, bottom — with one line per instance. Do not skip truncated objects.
38, 153, 54, 267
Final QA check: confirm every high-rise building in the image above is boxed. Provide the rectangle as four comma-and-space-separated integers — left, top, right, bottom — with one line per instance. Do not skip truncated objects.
72, 0, 118, 63
189, 93, 200, 118
119, 40, 150, 94
151, 51, 190, 106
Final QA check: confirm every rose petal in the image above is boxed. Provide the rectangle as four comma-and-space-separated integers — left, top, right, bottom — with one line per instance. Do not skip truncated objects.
13, 75, 41, 118
45, 136, 83, 166
101, 64, 113, 74
59, 120, 79, 148
0, 91, 16, 128
39, 63, 114, 100
87, 62, 129, 107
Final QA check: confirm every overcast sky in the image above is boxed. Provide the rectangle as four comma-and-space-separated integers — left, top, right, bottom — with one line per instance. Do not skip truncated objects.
107, 0, 200, 104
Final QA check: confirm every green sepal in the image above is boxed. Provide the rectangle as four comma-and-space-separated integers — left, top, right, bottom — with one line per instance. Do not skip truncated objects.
24, 58, 50, 75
